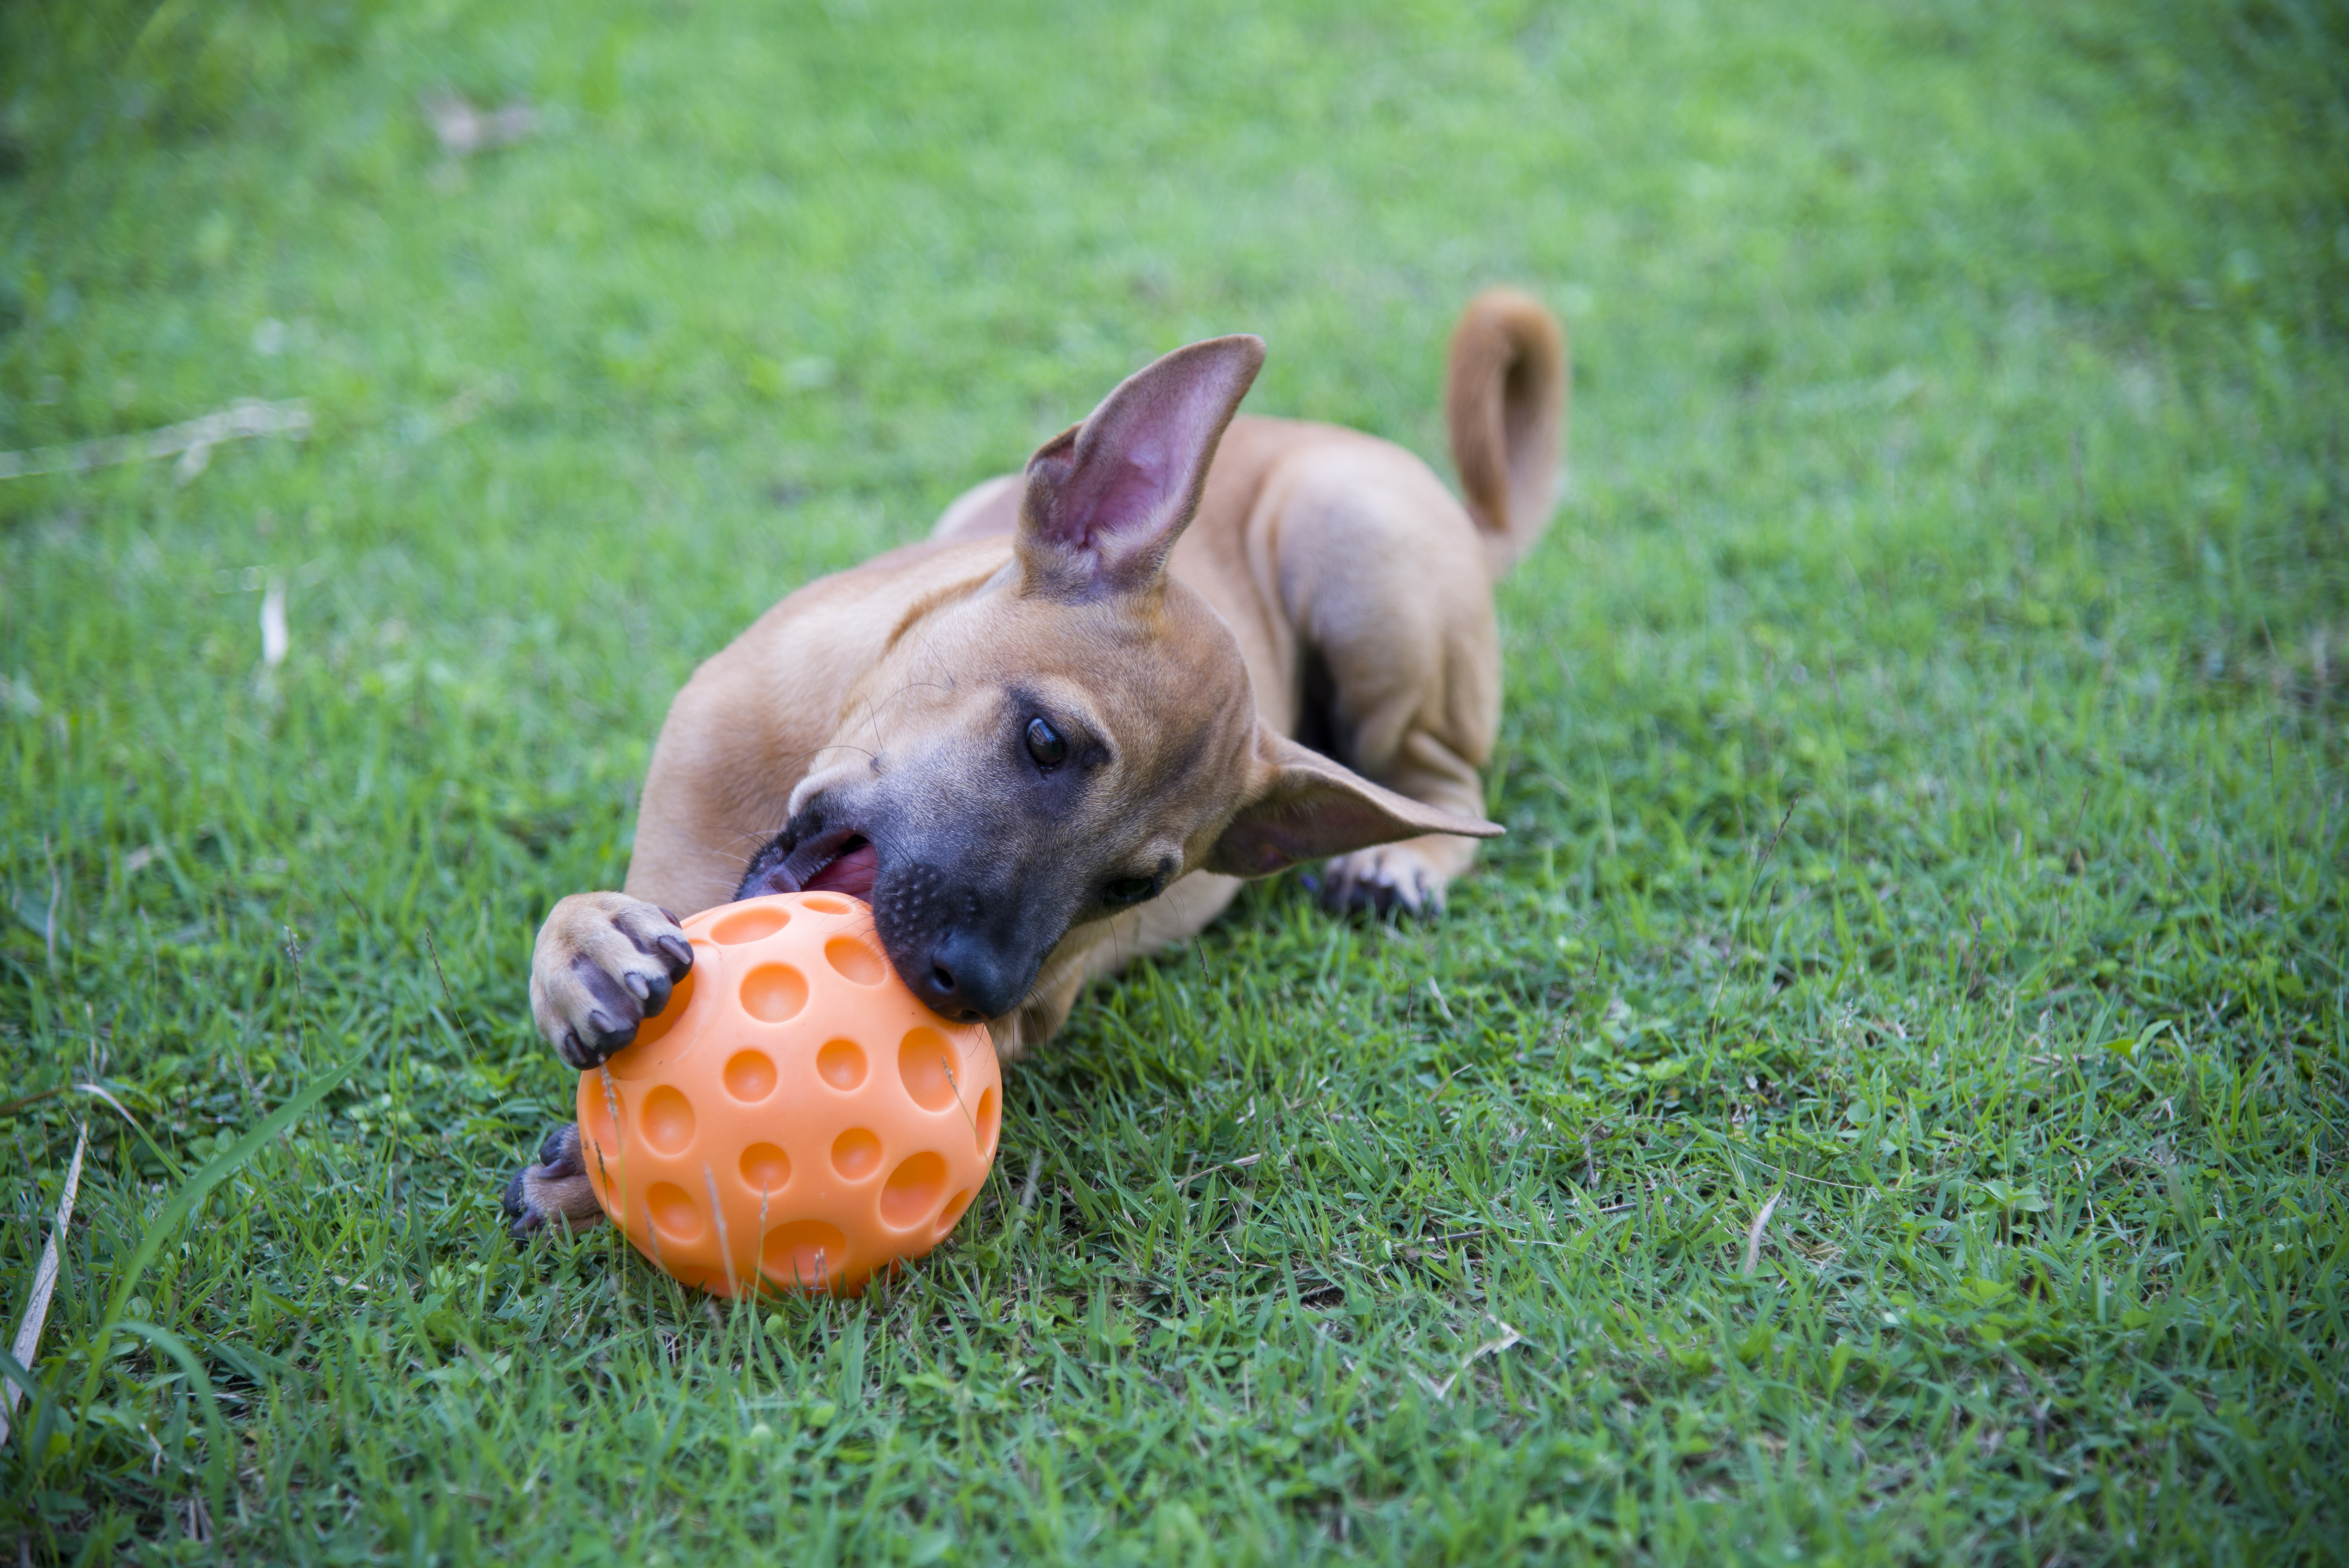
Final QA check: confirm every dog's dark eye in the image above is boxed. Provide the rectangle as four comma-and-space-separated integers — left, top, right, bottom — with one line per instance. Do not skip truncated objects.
1102, 875, 1158, 906
1025, 716, 1069, 770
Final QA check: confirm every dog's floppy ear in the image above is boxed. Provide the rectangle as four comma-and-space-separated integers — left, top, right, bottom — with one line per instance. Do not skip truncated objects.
1202, 723, 1502, 878
1016, 334, 1265, 599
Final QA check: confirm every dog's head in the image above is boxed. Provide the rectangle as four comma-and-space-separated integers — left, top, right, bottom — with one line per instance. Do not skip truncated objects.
738, 334, 1499, 1021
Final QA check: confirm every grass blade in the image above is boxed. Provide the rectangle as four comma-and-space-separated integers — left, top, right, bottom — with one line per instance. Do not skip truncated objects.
0, 1122, 86, 1448
66, 1051, 360, 1452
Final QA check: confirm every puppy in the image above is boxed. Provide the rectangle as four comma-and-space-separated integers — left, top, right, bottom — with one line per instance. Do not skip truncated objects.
505, 291, 1565, 1236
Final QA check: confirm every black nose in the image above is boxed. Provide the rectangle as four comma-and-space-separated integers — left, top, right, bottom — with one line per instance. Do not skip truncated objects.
913, 930, 1026, 1022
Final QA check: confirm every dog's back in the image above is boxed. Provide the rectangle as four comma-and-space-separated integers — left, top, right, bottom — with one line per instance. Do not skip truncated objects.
936, 290, 1565, 576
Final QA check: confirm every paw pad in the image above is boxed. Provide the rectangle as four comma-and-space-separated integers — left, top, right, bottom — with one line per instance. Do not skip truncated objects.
576, 893, 1001, 1298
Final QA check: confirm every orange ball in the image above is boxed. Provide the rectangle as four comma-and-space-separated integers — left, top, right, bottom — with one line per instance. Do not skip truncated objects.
576, 892, 1002, 1298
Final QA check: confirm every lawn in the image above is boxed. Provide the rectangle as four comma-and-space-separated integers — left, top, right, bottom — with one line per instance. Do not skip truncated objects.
2, 0, 2344, 1561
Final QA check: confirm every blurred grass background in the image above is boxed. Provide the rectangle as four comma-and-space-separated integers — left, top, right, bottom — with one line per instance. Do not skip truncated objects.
2, 0, 2344, 1561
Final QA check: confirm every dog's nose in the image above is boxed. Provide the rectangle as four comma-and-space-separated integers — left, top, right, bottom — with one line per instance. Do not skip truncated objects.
914, 931, 1024, 1022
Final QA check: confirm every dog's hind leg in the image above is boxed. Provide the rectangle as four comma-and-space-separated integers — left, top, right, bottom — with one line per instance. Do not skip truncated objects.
503, 1123, 606, 1240
1292, 287, 1563, 914
1268, 445, 1502, 916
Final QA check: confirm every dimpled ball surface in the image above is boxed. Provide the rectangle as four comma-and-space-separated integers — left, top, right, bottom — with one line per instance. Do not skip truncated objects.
576, 892, 1002, 1297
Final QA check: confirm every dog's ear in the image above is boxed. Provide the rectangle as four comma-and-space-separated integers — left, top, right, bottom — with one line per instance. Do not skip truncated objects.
1201, 723, 1502, 878
1016, 334, 1265, 599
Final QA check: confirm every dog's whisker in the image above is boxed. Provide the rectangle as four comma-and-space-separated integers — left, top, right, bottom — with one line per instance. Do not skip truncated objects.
838, 676, 956, 766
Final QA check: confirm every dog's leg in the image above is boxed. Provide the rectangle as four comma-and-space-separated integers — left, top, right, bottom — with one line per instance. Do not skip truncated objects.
986, 872, 1244, 1058
998, 975, 1084, 1063
501, 1123, 606, 1238
529, 891, 695, 1068
1130, 869, 1245, 951
1273, 451, 1503, 916
1315, 733, 1493, 916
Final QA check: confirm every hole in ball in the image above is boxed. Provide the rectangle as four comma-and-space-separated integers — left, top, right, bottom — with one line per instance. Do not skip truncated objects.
739, 962, 809, 1023
934, 1187, 975, 1239
740, 1142, 790, 1194
898, 1028, 959, 1113
816, 1038, 867, 1090
760, 1219, 848, 1291
723, 1049, 777, 1101
878, 1151, 947, 1230
645, 1181, 702, 1240
825, 935, 886, 985
709, 905, 789, 944
640, 1085, 696, 1155
975, 1086, 1000, 1160
830, 1127, 882, 1180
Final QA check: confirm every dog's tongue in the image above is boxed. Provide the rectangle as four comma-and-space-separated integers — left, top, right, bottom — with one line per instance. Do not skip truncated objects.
805, 838, 878, 900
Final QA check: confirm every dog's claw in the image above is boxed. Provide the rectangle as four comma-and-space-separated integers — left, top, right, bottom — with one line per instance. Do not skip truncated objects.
583, 1009, 636, 1056
500, 1167, 530, 1228
1325, 879, 1428, 919
504, 1123, 604, 1240
620, 968, 677, 1017
644, 970, 675, 1015
537, 1123, 585, 1173
533, 896, 687, 1067
554, 1010, 636, 1071
1319, 852, 1442, 919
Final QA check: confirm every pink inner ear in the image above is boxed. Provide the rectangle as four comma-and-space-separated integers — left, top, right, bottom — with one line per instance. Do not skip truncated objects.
1020, 335, 1264, 581
1060, 449, 1172, 545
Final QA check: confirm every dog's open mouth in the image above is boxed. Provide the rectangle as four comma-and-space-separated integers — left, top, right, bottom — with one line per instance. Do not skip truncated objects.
802, 835, 878, 900
738, 821, 882, 905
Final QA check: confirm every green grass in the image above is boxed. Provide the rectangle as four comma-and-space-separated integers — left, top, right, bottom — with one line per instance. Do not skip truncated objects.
3, 0, 2345, 1561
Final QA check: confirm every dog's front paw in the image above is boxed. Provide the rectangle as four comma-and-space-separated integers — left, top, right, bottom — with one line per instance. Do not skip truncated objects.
503, 1122, 606, 1240
1319, 840, 1451, 918
529, 891, 693, 1068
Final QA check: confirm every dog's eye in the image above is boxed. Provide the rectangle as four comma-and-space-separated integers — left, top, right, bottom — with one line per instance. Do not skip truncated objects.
1102, 875, 1158, 906
1024, 717, 1069, 770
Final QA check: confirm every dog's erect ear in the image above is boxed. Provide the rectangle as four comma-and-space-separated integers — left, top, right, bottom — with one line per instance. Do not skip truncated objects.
1202, 723, 1502, 878
1016, 334, 1265, 599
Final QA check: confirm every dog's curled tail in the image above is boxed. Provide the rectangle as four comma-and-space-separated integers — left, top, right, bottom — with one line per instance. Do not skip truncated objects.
1444, 288, 1567, 577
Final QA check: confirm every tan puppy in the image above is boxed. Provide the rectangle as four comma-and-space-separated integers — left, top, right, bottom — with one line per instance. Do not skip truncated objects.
505, 291, 1565, 1235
